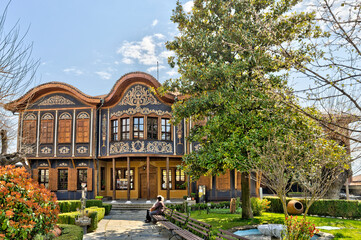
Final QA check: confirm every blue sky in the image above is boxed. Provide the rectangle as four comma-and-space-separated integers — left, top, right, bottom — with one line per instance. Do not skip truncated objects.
5, 0, 194, 96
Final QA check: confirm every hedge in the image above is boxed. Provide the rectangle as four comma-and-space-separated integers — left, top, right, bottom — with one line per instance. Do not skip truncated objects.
58, 200, 82, 213
265, 196, 361, 219
58, 207, 105, 232
57, 224, 83, 240
86, 199, 103, 208
103, 203, 112, 215
168, 201, 231, 213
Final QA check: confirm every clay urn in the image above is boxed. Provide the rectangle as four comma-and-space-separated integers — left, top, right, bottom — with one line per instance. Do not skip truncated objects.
287, 200, 304, 215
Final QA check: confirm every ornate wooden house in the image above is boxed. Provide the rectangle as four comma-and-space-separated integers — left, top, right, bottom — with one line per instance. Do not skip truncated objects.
5, 72, 259, 200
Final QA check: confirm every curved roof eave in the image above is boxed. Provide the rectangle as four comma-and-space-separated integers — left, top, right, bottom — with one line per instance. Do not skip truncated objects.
102, 71, 175, 107
4, 81, 101, 112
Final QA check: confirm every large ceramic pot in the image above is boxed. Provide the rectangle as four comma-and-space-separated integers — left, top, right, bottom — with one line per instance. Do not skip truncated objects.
287, 200, 303, 215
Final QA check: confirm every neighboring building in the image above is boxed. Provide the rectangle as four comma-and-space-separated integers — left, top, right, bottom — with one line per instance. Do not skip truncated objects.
5, 72, 259, 200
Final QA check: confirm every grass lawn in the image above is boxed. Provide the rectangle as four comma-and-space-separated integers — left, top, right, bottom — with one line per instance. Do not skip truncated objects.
190, 209, 361, 239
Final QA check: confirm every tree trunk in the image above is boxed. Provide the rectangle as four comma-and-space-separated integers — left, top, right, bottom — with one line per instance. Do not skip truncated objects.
1, 129, 7, 154
324, 169, 351, 199
241, 172, 253, 219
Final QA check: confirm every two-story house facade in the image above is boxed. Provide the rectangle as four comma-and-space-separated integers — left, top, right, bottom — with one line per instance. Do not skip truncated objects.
5, 72, 259, 200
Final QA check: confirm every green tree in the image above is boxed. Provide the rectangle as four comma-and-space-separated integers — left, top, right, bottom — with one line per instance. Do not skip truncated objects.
164, 0, 321, 219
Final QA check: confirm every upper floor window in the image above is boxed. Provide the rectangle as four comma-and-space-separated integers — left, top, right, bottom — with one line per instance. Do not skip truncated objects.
147, 117, 158, 140
161, 118, 171, 141
133, 117, 144, 139
22, 113, 37, 144
121, 118, 130, 140
76, 112, 90, 143
40, 113, 54, 144
58, 112, 72, 143
111, 119, 118, 141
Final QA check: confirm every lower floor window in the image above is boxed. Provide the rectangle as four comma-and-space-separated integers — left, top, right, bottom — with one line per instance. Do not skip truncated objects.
162, 168, 186, 190
58, 169, 68, 190
77, 169, 88, 190
111, 168, 134, 190
38, 169, 49, 188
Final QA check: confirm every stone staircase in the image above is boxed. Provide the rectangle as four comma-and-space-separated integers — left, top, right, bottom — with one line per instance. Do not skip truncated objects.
105, 199, 184, 210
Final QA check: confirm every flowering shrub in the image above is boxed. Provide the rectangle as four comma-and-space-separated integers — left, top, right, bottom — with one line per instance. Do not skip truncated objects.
283, 215, 319, 240
0, 166, 59, 239
251, 197, 270, 216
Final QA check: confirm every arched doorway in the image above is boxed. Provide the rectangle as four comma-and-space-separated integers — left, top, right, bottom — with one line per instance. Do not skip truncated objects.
138, 164, 157, 199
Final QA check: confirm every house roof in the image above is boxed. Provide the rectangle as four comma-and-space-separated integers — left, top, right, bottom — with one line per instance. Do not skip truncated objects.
4, 72, 175, 111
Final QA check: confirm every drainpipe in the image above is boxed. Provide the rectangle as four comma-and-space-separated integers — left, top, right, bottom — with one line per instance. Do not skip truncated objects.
95, 99, 104, 195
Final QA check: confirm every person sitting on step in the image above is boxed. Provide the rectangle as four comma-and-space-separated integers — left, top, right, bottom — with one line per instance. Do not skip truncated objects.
145, 195, 165, 223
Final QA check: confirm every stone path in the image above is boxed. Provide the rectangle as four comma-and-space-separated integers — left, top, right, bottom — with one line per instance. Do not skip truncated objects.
83, 210, 170, 240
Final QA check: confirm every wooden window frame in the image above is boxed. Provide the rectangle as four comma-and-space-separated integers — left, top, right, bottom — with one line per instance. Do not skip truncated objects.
110, 119, 119, 142
38, 168, 49, 189
40, 119, 54, 144
58, 119, 72, 143
110, 168, 134, 190
161, 168, 173, 190
120, 117, 130, 140
77, 168, 88, 190
175, 169, 186, 190
22, 120, 37, 144
76, 114, 90, 143
100, 167, 106, 190
133, 117, 144, 140
58, 169, 68, 190
161, 118, 172, 141
147, 117, 158, 140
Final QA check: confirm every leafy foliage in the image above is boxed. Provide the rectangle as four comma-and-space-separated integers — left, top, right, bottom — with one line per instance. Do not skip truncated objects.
283, 215, 319, 240
251, 197, 270, 216
0, 166, 59, 239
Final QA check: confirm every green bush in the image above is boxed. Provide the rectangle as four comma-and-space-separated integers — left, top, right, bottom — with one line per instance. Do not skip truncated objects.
87, 212, 98, 232
95, 196, 103, 200
58, 212, 79, 225
264, 197, 361, 219
88, 207, 105, 221
251, 198, 270, 216
168, 201, 231, 213
86, 199, 103, 208
58, 200, 82, 213
103, 203, 112, 215
57, 224, 83, 240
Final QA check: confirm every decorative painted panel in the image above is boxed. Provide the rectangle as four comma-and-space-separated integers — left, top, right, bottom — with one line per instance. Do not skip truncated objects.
30, 93, 89, 109
40, 146, 52, 154
119, 85, 160, 107
38, 95, 75, 106
109, 140, 173, 155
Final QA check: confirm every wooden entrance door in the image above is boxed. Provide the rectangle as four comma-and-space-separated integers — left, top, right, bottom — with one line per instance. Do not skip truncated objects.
139, 165, 157, 199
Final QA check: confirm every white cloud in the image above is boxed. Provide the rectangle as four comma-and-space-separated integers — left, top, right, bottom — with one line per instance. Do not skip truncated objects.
183, 1, 194, 12
154, 33, 165, 39
95, 71, 112, 80
147, 65, 165, 72
159, 50, 174, 59
166, 69, 178, 76
116, 34, 170, 66
152, 19, 158, 27
63, 67, 83, 76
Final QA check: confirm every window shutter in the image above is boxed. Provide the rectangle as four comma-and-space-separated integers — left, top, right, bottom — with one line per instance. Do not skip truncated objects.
49, 168, 58, 191
216, 171, 230, 190
68, 168, 77, 191
237, 171, 242, 190
87, 168, 93, 191
32, 169, 39, 182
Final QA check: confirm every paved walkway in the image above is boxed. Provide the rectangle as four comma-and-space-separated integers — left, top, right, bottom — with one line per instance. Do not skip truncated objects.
83, 210, 170, 240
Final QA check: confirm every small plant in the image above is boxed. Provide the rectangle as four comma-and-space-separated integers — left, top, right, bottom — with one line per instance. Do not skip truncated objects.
95, 196, 103, 200
251, 197, 270, 216
283, 216, 319, 240
190, 193, 196, 200
183, 195, 188, 200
